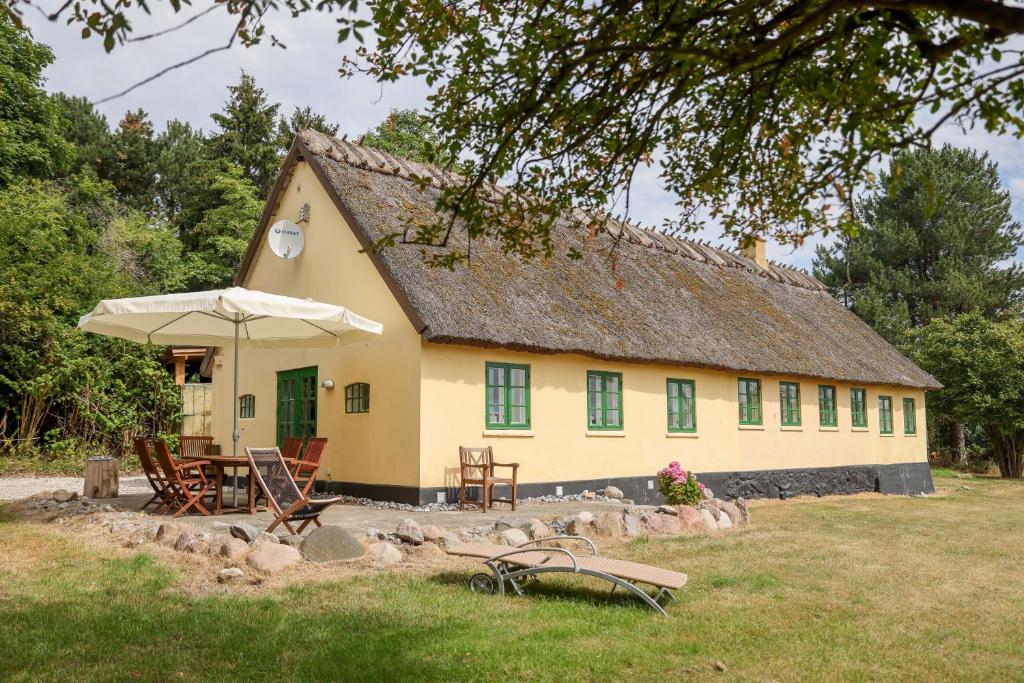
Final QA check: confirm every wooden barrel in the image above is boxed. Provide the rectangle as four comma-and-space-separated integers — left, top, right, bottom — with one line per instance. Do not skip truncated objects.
84, 456, 119, 499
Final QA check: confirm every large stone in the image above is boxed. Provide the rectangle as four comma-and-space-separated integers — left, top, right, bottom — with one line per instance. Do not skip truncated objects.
528, 519, 551, 540
420, 525, 445, 542
367, 541, 403, 565
642, 512, 681, 534
53, 489, 78, 503
718, 501, 744, 527
698, 508, 718, 531
594, 511, 625, 538
604, 486, 625, 500
278, 535, 304, 548
500, 528, 530, 547
219, 537, 250, 560
717, 513, 733, 530
702, 486, 715, 501
230, 522, 260, 544
576, 510, 595, 524
301, 525, 365, 562
440, 531, 463, 549
256, 532, 279, 544
492, 517, 514, 532
408, 543, 444, 561
217, 567, 245, 583
735, 498, 751, 525
699, 503, 721, 521
247, 541, 302, 573
395, 518, 424, 545
622, 511, 643, 537
676, 506, 705, 532
567, 517, 592, 537
656, 504, 679, 516
173, 530, 195, 552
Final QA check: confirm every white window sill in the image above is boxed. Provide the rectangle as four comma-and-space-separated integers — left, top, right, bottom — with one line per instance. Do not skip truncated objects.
880, 433, 895, 438
738, 424, 765, 431
780, 425, 803, 432
666, 432, 699, 438
851, 427, 869, 432
819, 426, 839, 432
482, 429, 533, 437
903, 433, 918, 437
586, 430, 625, 437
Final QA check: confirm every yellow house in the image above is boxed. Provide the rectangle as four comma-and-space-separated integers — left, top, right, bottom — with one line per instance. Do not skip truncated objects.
209, 129, 940, 504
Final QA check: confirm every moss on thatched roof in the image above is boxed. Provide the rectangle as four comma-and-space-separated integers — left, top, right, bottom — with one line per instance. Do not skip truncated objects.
240, 130, 940, 390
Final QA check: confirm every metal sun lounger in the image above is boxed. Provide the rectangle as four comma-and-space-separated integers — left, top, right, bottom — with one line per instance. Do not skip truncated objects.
447, 536, 688, 615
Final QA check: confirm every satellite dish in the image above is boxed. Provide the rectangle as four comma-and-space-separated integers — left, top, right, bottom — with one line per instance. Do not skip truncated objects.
268, 220, 305, 259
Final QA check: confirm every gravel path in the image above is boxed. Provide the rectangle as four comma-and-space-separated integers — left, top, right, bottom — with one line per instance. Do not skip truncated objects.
0, 475, 153, 501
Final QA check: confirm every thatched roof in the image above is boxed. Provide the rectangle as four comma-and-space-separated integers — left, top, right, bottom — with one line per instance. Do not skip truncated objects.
239, 130, 940, 390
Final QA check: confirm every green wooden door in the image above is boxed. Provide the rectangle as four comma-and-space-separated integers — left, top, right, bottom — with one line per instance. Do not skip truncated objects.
277, 366, 318, 446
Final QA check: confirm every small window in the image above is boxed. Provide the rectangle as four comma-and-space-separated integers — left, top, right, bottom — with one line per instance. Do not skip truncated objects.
903, 398, 917, 434
851, 388, 867, 428
486, 362, 530, 429
345, 382, 370, 414
738, 378, 762, 425
587, 371, 623, 430
239, 394, 255, 419
879, 395, 894, 434
667, 379, 696, 432
818, 385, 837, 427
779, 382, 801, 426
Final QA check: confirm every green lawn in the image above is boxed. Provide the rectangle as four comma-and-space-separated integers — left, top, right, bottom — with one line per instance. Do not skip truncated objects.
2, 470, 1022, 682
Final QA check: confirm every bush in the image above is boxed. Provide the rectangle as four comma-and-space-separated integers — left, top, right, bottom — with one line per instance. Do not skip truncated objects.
656, 461, 705, 506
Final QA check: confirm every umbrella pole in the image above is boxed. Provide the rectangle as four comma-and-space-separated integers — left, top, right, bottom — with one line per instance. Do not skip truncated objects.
232, 319, 240, 507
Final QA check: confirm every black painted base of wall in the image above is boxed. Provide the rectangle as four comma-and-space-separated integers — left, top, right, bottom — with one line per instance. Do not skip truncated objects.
305, 461, 935, 506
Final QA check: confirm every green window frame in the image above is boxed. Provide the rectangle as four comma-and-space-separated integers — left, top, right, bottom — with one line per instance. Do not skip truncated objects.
879, 395, 894, 434
486, 362, 530, 429
738, 378, 762, 425
851, 388, 867, 428
587, 370, 623, 430
818, 385, 837, 427
779, 382, 801, 426
239, 393, 255, 419
344, 382, 370, 414
903, 398, 917, 434
667, 379, 696, 433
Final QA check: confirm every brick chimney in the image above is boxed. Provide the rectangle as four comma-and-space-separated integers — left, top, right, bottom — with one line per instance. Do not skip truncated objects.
739, 236, 768, 269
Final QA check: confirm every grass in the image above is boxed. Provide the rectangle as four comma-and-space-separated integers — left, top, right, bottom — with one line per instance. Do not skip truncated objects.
1, 470, 1022, 682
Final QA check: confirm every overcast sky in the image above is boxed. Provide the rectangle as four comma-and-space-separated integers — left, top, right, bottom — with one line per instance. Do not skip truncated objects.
22, 5, 1024, 270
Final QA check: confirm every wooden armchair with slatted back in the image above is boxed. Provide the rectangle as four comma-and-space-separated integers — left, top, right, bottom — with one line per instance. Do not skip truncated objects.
459, 446, 519, 512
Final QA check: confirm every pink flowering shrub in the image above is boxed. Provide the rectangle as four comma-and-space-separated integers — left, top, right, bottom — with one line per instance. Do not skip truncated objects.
656, 461, 705, 506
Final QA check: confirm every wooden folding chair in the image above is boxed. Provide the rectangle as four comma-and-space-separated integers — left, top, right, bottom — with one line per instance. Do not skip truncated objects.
459, 446, 519, 512
179, 435, 217, 481
153, 438, 213, 517
245, 447, 343, 534
133, 436, 172, 512
290, 437, 327, 495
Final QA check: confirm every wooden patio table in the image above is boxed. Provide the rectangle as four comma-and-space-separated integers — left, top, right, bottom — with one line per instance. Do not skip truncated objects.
179, 454, 296, 515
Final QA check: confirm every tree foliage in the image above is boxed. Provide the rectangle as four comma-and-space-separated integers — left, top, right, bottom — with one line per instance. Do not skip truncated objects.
209, 71, 281, 198
0, 18, 70, 187
910, 314, 1024, 478
276, 105, 339, 154
360, 109, 454, 167
814, 146, 1024, 344
10, 0, 1024, 261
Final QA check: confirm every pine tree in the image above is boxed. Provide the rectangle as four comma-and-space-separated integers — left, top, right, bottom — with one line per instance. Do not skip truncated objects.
209, 72, 281, 197
275, 105, 339, 153
814, 145, 1024, 344
104, 109, 158, 210
154, 119, 209, 228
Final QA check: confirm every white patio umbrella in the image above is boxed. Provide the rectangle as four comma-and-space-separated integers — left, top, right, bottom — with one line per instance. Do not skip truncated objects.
79, 287, 383, 503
